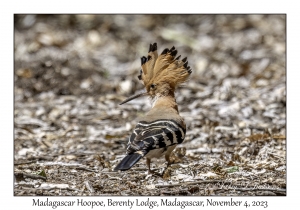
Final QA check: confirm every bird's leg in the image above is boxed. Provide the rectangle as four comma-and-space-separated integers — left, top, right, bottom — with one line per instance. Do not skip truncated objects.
146, 158, 154, 174
165, 151, 175, 167
162, 153, 174, 176
147, 158, 163, 177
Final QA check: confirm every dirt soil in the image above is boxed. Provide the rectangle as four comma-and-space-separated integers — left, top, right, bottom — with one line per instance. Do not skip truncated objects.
14, 14, 286, 196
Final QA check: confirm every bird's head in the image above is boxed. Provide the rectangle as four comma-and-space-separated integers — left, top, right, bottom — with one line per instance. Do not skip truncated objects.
120, 43, 192, 105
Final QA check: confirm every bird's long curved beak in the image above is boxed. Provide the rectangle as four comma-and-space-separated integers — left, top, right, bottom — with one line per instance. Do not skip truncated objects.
119, 92, 148, 105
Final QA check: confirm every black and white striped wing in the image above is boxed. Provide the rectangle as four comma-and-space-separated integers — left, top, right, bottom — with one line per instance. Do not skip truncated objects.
126, 119, 186, 155
114, 119, 186, 171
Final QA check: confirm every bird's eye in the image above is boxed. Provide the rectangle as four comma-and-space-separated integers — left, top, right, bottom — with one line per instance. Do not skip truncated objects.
150, 84, 156, 89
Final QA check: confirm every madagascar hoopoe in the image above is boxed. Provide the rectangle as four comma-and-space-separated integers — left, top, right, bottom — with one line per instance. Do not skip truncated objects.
114, 43, 192, 173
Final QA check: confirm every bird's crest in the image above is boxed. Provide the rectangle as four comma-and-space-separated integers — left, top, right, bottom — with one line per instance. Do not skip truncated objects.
119, 43, 192, 105
138, 43, 192, 91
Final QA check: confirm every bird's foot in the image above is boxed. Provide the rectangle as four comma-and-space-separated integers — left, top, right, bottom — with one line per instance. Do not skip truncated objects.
167, 160, 175, 167
147, 168, 163, 177
162, 167, 172, 179
148, 169, 155, 174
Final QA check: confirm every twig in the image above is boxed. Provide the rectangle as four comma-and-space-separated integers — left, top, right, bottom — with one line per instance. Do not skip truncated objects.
267, 152, 285, 159
29, 156, 55, 161
76, 166, 97, 172
155, 180, 231, 188
225, 187, 286, 192
14, 172, 47, 181
132, 167, 148, 171
100, 171, 119, 174
14, 155, 56, 165
161, 190, 191, 195
84, 181, 95, 193
98, 194, 114, 196
102, 190, 120, 194
14, 160, 36, 165
21, 186, 82, 192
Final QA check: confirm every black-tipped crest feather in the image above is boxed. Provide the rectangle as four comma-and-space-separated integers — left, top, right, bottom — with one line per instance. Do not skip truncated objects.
152, 43, 157, 51
141, 56, 147, 65
170, 50, 177, 57
148, 43, 152, 53
161, 48, 169, 55
149, 43, 157, 52
184, 61, 188, 68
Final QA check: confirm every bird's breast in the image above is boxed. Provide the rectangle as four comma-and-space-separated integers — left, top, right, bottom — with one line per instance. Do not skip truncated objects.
145, 144, 177, 159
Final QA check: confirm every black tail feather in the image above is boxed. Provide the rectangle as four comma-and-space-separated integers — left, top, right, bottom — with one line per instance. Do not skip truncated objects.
114, 153, 143, 171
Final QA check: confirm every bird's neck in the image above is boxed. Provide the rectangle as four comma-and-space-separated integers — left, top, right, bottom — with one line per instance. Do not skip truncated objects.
151, 94, 179, 113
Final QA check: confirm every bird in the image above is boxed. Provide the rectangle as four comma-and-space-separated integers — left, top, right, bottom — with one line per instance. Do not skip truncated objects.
114, 42, 192, 173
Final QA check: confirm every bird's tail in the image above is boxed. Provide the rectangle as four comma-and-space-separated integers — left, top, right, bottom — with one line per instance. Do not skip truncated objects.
114, 153, 143, 171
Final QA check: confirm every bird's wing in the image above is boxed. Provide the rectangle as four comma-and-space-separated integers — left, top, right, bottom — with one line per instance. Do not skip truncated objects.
114, 119, 186, 171
126, 119, 186, 156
